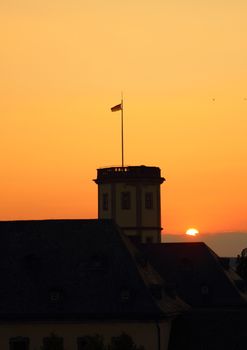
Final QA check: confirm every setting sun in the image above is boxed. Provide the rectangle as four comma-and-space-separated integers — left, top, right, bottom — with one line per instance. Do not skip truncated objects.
186, 228, 199, 236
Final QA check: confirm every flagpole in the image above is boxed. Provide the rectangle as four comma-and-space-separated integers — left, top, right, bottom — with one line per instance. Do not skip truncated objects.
121, 93, 124, 167
110, 97, 124, 167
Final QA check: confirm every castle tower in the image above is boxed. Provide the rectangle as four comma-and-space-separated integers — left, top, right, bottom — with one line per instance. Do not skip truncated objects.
94, 166, 165, 243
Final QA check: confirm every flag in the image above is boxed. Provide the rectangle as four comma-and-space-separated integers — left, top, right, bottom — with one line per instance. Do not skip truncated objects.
111, 103, 122, 112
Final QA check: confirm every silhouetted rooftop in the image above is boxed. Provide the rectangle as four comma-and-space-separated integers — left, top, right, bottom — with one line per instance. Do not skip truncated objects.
169, 308, 247, 350
0, 219, 185, 321
139, 242, 247, 307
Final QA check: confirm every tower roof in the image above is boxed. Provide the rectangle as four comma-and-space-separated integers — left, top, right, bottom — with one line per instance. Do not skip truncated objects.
94, 165, 165, 184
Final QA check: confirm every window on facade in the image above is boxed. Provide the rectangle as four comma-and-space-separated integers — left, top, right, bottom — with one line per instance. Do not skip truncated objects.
77, 336, 105, 350
9, 337, 29, 350
102, 193, 108, 211
48, 288, 64, 304
145, 192, 153, 209
77, 336, 88, 350
42, 334, 63, 350
121, 191, 131, 210
120, 288, 131, 302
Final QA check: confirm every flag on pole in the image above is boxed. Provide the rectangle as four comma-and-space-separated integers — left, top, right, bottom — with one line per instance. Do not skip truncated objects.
111, 103, 122, 112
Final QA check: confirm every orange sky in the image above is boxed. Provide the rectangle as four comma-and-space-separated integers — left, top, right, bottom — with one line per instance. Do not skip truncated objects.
1, 1, 247, 242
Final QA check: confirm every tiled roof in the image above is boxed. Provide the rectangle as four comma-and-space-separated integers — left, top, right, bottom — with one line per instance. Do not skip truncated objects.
169, 308, 247, 350
139, 242, 247, 307
0, 220, 185, 321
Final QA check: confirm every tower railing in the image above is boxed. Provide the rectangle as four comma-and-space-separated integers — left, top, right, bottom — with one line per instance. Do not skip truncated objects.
97, 166, 162, 179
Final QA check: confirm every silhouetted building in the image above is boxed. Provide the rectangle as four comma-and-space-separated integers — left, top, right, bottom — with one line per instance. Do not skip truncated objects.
138, 242, 247, 350
0, 219, 186, 350
2, 164, 247, 350
169, 308, 247, 350
139, 242, 247, 307
94, 166, 165, 243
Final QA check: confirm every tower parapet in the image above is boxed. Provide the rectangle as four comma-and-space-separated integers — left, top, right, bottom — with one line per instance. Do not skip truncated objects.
94, 165, 165, 243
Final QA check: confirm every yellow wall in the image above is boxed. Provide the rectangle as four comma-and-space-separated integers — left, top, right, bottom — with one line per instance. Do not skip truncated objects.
0, 320, 171, 350
98, 181, 162, 242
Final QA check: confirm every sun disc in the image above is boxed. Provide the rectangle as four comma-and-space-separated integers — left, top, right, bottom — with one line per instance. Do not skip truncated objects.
186, 228, 199, 236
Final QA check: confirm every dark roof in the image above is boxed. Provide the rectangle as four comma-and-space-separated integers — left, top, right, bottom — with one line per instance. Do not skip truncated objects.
169, 308, 247, 350
0, 219, 185, 321
139, 242, 247, 307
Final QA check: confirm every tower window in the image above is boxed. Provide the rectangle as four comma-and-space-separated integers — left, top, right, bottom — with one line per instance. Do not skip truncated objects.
121, 191, 131, 210
102, 193, 108, 210
145, 192, 153, 209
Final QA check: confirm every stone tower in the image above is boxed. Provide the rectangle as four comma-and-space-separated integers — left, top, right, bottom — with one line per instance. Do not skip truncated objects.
94, 165, 165, 243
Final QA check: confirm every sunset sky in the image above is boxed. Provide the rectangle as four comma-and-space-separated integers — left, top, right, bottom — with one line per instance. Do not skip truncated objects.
1, 0, 247, 255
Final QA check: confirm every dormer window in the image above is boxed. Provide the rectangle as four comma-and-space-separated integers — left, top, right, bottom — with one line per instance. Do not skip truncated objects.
49, 289, 64, 303
50, 291, 60, 302
120, 288, 131, 302
200, 284, 211, 304
90, 253, 109, 271
201, 284, 209, 295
